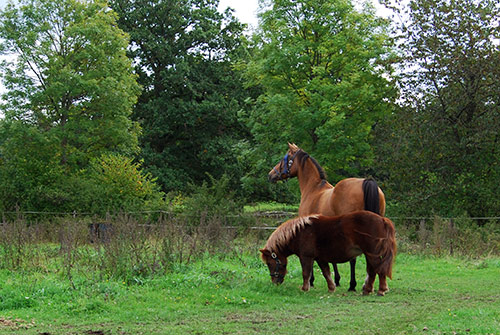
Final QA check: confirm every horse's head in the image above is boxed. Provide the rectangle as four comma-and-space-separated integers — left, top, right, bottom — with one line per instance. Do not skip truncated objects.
268, 142, 300, 183
260, 248, 288, 284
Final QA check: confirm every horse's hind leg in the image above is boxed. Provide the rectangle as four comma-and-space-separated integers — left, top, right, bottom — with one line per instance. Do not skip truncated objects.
317, 261, 335, 292
362, 262, 376, 295
377, 274, 389, 296
332, 263, 341, 286
348, 258, 357, 292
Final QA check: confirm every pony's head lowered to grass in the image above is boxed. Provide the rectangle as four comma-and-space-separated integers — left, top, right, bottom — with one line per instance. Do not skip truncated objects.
260, 216, 312, 285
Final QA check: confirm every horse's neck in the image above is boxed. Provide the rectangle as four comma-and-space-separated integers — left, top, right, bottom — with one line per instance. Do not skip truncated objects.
297, 159, 332, 195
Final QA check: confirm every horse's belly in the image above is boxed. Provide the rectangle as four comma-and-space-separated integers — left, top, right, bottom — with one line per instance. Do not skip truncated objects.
324, 247, 362, 264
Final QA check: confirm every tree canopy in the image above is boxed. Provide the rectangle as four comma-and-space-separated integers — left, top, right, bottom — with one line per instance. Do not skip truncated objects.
110, 0, 252, 193
0, 0, 498, 218
0, 0, 156, 212
374, 0, 500, 216
242, 0, 397, 196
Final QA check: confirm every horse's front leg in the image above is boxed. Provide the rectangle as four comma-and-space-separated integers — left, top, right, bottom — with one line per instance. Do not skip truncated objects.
362, 262, 376, 295
299, 257, 314, 291
377, 274, 389, 296
317, 261, 335, 292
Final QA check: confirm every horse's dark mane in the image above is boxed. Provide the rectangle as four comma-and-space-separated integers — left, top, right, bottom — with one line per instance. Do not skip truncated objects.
296, 150, 328, 185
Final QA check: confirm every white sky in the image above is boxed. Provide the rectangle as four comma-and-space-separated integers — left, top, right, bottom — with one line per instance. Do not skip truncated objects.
218, 0, 261, 29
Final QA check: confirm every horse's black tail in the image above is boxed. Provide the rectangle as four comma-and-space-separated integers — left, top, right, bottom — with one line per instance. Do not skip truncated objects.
362, 178, 380, 215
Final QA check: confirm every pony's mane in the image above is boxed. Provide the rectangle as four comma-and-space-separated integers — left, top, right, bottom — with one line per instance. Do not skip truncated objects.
265, 216, 316, 252
295, 150, 328, 185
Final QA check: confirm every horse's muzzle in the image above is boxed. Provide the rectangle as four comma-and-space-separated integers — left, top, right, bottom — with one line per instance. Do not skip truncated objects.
268, 172, 279, 183
272, 276, 284, 285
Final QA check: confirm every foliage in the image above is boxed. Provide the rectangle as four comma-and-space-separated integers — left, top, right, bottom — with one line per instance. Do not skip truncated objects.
242, 0, 397, 197
75, 154, 165, 214
374, 0, 500, 216
0, 0, 141, 166
0, 0, 163, 213
0, 121, 64, 211
181, 173, 249, 226
110, 0, 253, 194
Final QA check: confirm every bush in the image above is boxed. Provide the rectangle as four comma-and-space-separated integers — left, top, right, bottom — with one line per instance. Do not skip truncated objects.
181, 174, 253, 227
70, 154, 165, 215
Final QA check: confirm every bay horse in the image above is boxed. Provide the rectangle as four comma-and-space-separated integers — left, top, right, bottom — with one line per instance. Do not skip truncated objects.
260, 211, 396, 296
268, 143, 386, 291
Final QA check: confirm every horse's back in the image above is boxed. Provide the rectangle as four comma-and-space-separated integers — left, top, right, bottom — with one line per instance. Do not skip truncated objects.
312, 211, 392, 251
332, 178, 385, 216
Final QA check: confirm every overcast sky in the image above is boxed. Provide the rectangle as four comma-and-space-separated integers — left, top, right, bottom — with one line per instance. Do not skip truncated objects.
218, 0, 261, 28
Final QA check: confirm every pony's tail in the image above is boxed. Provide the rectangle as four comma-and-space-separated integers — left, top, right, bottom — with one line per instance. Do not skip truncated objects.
362, 178, 380, 215
376, 217, 397, 279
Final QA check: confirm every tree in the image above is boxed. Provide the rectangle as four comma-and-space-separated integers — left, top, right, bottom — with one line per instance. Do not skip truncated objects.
374, 0, 500, 216
241, 0, 396, 198
0, 0, 147, 212
110, 0, 251, 194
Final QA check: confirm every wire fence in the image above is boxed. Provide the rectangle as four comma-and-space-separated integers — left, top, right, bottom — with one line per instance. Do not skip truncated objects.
1, 210, 499, 230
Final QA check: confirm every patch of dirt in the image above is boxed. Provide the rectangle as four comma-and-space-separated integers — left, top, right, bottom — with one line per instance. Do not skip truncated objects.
0, 317, 35, 330
85, 330, 110, 335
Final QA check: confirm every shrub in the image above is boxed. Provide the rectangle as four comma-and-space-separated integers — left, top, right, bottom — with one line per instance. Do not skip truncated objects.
181, 174, 253, 227
73, 154, 165, 215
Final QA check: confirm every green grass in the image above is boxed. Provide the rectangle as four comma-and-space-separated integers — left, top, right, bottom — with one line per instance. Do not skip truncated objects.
0, 252, 499, 334
244, 201, 299, 213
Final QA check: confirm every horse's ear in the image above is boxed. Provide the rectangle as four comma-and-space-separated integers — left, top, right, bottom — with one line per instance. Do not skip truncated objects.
260, 248, 270, 261
288, 142, 298, 152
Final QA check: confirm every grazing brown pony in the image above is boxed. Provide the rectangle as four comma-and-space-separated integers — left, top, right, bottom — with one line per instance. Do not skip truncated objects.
268, 143, 386, 291
260, 211, 396, 296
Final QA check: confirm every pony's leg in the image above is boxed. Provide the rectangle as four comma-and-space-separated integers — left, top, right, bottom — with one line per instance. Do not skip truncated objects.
299, 257, 314, 291
310, 269, 315, 287
317, 261, 335, 292
332, 263, 341, 287
377, 274, 389, 296
348, 258, 357, 292
362, 262, 376, 296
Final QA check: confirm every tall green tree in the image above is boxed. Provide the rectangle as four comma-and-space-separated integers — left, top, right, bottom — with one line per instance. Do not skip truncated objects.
374, 0, 500, 216
244, 0, 396, 193
0, 0, 145, 212
110, 0, 251, 193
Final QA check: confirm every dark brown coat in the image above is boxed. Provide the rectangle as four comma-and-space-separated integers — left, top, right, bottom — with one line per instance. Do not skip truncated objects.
260, 211, 396, 296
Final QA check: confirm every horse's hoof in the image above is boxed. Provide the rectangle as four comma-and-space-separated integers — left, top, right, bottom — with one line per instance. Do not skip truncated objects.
377, 291, 385, 296
362, 284, 373, 295
348, 288, 356, 292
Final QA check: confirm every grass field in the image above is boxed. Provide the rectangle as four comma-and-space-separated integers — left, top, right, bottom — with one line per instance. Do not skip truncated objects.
0, 249, 498, 334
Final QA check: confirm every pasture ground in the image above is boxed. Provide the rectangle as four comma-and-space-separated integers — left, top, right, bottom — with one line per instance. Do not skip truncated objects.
0, 252, 498, 334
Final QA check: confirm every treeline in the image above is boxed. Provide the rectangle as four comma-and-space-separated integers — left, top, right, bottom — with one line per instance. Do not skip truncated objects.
0, 0, 498, 218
